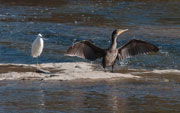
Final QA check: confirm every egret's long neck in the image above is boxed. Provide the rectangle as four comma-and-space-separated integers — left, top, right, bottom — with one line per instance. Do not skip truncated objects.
110, 35, 118, 50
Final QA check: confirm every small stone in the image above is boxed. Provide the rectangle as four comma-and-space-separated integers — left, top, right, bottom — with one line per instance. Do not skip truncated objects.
75, 65, 81, 68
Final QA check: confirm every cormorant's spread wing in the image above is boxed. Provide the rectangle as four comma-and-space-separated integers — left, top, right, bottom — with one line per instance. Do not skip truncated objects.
118, 39, 159, 61
65, 40, 106, 61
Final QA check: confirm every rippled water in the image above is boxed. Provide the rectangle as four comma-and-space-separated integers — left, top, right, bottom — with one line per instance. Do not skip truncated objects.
1, 0, 180, 69
0, 79, 180, 113
0, 0, 180, 112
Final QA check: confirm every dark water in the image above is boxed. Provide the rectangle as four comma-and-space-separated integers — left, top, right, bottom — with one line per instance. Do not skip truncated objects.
0, 0, 180, 112
0, 79, 180, 113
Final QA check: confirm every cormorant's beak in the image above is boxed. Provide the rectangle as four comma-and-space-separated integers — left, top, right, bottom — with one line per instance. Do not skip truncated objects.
117, 29, 128, 36
122, 29, 128, 32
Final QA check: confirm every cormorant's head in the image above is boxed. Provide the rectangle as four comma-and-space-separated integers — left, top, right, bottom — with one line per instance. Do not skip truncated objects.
112, 29, 128, 38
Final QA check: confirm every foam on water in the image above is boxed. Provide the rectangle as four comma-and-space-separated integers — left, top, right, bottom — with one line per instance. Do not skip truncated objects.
150, 69, 180, 74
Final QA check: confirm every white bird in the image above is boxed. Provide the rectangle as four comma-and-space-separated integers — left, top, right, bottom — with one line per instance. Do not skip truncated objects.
31, 33, 44, 67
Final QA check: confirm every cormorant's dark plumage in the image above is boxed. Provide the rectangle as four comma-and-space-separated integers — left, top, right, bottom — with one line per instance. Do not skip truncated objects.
65, 29, 159, 72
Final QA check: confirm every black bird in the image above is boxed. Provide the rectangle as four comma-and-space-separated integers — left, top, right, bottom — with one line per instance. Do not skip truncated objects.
65, 29, 159, 72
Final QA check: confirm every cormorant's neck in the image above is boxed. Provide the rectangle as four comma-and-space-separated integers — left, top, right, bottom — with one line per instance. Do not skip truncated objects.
110, 35, 118, 50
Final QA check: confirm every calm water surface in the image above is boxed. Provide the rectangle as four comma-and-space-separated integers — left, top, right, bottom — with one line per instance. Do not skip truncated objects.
0, 0, 180, 112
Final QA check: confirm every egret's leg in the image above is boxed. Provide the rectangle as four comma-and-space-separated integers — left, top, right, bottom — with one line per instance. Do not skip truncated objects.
111, 65, 114, 73
36, 57, 39, 68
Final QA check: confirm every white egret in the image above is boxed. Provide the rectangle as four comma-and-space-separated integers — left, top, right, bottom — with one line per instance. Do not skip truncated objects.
31, 33, 44, 67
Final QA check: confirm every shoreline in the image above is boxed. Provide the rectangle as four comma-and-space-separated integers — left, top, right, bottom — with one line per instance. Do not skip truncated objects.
0, 62, 140, 81
1, 62, 179, 81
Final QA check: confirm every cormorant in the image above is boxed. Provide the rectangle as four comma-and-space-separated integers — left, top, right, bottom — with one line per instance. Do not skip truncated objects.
65, 29, 159, 72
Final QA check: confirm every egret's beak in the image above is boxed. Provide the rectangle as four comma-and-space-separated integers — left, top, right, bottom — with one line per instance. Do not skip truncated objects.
117, 29, 128, 36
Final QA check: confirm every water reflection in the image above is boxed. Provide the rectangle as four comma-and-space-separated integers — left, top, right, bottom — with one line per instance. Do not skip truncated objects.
0, 80, 179, 112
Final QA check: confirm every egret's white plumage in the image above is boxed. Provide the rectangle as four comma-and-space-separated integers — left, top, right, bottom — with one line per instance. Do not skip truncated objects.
31, 33, 44, 67
31, 33, 44, 58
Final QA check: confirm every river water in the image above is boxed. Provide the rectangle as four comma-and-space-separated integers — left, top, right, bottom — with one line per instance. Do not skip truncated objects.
0, 0, 180, 112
